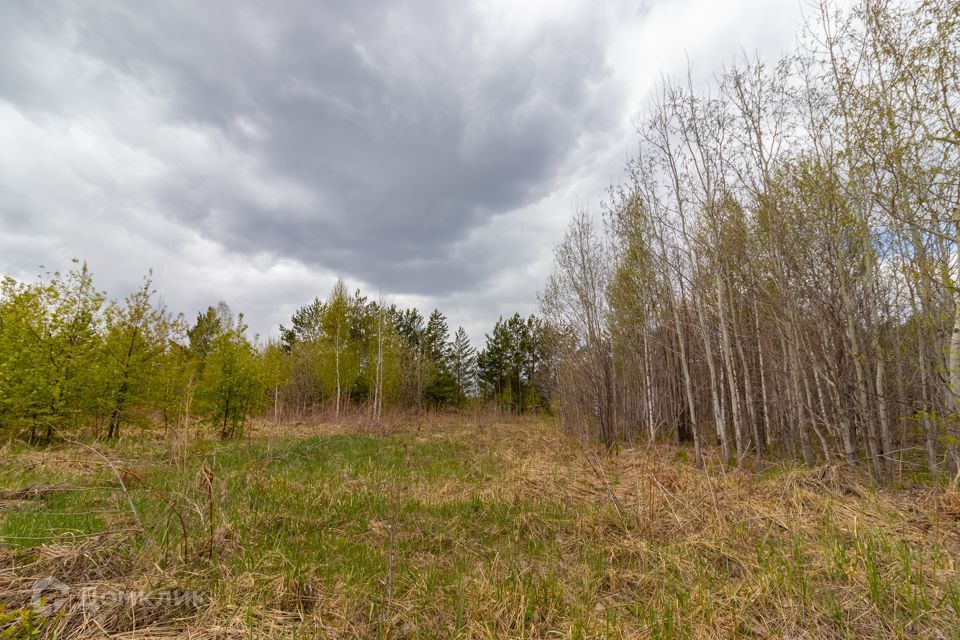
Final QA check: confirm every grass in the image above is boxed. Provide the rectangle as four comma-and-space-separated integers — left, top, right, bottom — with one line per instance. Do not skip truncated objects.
1, 415, 959, 638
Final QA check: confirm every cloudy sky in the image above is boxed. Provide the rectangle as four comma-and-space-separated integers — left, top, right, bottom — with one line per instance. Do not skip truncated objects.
1, 0, 809, 343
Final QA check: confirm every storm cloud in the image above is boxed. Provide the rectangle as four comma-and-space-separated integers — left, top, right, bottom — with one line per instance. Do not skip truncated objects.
0, 0, 811, 341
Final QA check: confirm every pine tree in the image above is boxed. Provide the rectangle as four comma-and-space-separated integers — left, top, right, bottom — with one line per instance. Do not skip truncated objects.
449, 327, 476, 406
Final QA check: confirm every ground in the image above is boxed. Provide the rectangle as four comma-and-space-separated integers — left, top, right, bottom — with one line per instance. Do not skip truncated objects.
1, 414, 959, 639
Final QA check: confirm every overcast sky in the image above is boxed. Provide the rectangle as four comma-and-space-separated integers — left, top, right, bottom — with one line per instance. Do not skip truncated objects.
1, 0, 811, 344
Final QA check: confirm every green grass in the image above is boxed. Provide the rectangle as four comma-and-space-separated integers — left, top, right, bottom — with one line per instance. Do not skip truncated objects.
2, 419, 960, 638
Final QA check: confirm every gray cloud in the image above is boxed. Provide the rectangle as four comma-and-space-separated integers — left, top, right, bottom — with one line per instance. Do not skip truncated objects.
33, 1, 616, 289
0, 0, 813, 341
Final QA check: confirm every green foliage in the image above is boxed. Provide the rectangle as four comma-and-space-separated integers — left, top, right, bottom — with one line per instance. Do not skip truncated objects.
192, 307, 266, 439
0, 606, 44, 639
0, 261, 107, 441
477, 313, 547, 412
0, 262, 533, 438
425, 366, 458, 407
449, 326, 477, 406
279, 288, 489, 412
279, 297, 325, 351
423, 309, 451, 365
102, 272, 184, 437
0, 264, 275, 442
187, 302, 232, 364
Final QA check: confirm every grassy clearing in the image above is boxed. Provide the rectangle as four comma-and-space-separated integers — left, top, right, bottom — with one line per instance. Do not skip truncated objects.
1, 416, 959, 638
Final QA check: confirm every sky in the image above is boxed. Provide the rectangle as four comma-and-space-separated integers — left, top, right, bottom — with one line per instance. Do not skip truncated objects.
0, 0, 812, 344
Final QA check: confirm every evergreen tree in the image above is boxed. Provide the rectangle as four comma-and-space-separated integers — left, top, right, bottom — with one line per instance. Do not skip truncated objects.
188, 303, 231, 364
279, 297, 325, 351
478, 314, 546, 412
422, 309, 457, 406
423, 309, 451, 365
449, 326, 476, 405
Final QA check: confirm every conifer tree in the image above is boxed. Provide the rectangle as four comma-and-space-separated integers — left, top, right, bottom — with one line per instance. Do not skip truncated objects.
449, 326, 476, 405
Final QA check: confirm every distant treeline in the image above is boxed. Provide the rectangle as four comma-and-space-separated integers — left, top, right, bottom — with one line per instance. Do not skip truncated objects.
541, 0, 960, 482
0, 262, 549, 442
277, 281, 551, 418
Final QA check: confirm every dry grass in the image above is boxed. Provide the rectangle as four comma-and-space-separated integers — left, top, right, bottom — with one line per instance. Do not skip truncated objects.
1, 415, 959, 638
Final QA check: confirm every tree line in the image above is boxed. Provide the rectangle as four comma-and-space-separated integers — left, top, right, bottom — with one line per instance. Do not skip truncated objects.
0, 262, 548, 442
541, 0, 960, 483
276, 281, 549, 418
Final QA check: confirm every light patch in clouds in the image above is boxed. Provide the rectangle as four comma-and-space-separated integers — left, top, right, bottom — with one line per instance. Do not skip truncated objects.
1, 0, 815, 344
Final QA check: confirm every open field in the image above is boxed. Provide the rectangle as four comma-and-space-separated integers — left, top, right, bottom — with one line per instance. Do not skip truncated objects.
2, 416, 960, 639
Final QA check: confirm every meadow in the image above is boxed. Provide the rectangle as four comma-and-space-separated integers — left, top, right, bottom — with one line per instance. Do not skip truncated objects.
2, 414, 959, 639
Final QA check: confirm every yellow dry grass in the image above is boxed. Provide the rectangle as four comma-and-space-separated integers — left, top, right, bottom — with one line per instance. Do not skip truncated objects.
1, 415, 958, 638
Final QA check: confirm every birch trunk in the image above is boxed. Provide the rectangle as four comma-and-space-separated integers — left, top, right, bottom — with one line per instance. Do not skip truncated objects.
716, 272, 745, 460
695, 294, 729, 464
671, 270, 703, 467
